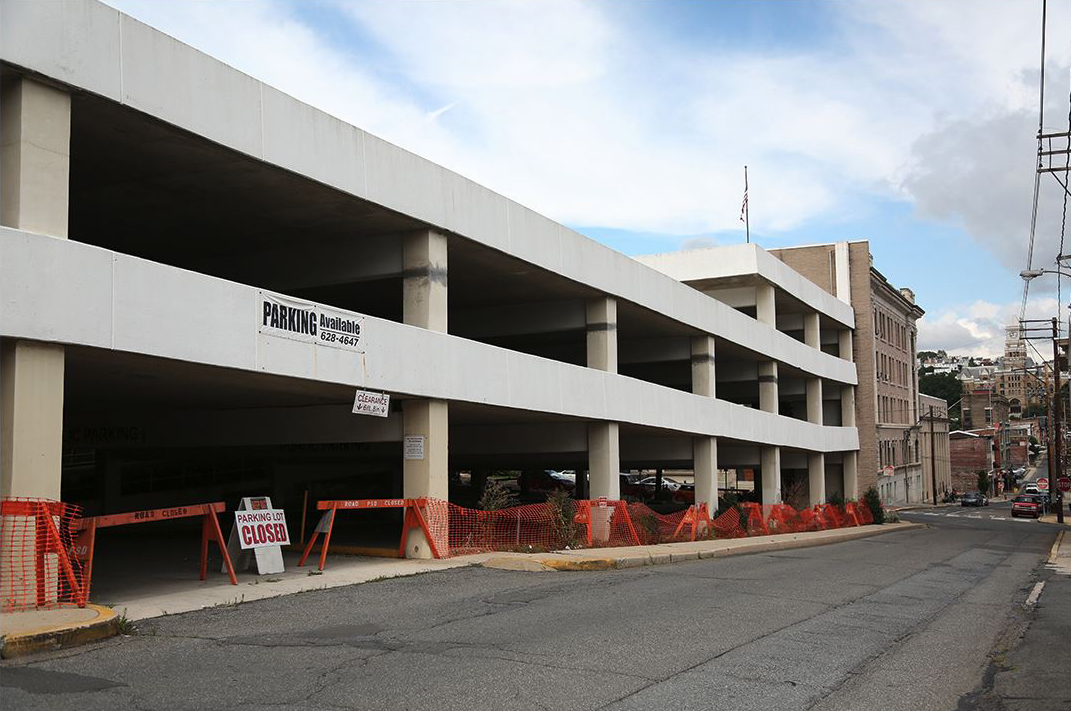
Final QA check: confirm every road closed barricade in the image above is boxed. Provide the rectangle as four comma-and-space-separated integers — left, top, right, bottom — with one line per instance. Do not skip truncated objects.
72, 501, 237, 599
298, 498, 442, 571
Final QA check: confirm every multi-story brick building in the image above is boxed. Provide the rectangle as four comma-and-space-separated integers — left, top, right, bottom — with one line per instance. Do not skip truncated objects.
767, 242, 924, 497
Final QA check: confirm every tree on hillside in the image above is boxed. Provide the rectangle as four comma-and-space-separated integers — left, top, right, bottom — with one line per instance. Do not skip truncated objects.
919, 371, 963, 428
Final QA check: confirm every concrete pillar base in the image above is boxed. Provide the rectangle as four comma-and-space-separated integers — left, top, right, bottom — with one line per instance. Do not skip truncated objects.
588, 422, 620, 500
761, 446, 781, 505
1, 340, 65, 500
843, 451, 859, 501
808, 452, 826, 506
693, 436, 718, 513
402, 399, 449, 559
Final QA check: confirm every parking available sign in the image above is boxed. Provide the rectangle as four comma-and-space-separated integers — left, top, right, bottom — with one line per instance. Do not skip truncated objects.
234, 509, 290, 550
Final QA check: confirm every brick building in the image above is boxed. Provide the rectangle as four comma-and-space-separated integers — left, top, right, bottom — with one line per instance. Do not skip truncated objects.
949, 431, 992, 492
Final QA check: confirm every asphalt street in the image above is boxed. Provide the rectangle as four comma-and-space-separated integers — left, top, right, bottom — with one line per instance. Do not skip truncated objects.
1, 515, 1062, 711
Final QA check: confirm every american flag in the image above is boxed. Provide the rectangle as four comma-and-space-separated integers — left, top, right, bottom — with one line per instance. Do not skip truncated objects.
740, 165, 749, 223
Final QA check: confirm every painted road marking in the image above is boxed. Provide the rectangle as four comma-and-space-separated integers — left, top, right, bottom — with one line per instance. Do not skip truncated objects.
1025, 581, 1045, 607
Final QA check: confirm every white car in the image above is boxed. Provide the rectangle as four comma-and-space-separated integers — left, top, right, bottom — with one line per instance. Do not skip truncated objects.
638, 476, 682, 492
1023, 483, 1040, 494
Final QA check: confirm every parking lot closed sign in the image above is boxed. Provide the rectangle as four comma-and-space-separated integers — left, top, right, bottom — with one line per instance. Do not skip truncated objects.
234, 509, 291, 550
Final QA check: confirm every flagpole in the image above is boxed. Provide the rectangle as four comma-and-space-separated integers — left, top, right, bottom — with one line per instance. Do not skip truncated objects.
744, 165, 750, 244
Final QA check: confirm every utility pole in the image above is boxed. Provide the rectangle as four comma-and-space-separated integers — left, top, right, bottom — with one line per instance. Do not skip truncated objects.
929, 405, 938, 505
1053, 317, 1066, 523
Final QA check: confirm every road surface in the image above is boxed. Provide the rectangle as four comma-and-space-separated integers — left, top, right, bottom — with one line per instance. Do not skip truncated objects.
1, 514, 1062, 711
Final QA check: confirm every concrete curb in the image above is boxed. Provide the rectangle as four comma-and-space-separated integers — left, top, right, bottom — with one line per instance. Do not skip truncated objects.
0, 604, 119, 659
482, 522, 925, 572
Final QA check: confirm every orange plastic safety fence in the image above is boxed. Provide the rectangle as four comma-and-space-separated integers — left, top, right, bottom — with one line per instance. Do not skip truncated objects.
434, 497, 882, 557
1, 498, 88, 611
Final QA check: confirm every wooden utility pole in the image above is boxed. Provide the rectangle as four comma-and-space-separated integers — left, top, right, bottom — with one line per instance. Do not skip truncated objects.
1053, 318, 1066, 523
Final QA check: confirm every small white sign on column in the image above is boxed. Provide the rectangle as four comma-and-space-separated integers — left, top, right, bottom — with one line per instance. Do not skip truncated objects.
404, 435, 426, 461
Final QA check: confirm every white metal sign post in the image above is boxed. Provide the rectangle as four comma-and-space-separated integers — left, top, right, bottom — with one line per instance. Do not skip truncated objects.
223, 496, 289, 575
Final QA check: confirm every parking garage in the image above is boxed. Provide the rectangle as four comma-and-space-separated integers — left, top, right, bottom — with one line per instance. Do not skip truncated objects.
1, 1, 860, 604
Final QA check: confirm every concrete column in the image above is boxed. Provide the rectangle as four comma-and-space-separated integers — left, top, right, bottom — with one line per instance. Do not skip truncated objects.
693, 436, 718, 514
1, 341, 65, 500
841, 385, 856, 427
586, 297, 618, 372
756, 284, 776, 326
403, 229, 448, 332
843, 451, 859, 500
759, 361, 779, 414
838, 329, 853, 362
0, 76, 70, 502
806, 378, 823, 425
804, 313, 821, 349
691, 335, 716, 398
588, 422, 620, 500
402, 399, 449, 559
808, 452, 826, 506
761, 446, 781, 505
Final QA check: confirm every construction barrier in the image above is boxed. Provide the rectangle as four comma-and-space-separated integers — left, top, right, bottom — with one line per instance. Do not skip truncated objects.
72, 501, 237, 599
1, 498, 88, 611
298, 498, 442, 570
295, 496, 884, 564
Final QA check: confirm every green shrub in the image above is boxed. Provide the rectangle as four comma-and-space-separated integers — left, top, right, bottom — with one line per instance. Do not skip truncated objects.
976, 470, 990, 496
862, 487, 885, 524
478, 478, 515, 511
827, 490, 845, 507
546, 489, 577, 549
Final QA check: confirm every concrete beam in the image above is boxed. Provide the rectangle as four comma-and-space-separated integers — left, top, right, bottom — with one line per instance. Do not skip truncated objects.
619, 337, 690, 365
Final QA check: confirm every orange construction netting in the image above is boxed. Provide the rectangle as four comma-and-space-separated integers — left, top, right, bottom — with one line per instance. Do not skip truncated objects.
1, 498, 88, 611
437, 497, 882, 557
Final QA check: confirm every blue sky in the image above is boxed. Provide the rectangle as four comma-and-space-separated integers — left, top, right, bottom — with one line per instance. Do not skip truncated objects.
107, 0, 1071, 356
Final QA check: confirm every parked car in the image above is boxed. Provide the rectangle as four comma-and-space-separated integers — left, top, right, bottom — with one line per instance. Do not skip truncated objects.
619, 474, 646, 499
638, 476, 682, 493
1011, 494, 1046, 518
960, 491, 989, 507
1023, 482, 1040, 495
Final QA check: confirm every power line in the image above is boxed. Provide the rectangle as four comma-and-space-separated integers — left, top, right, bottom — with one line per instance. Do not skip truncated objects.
1023, 0, 1049, 320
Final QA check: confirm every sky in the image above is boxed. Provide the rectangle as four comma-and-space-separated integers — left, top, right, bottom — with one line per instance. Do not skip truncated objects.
105, 0, 1071, 357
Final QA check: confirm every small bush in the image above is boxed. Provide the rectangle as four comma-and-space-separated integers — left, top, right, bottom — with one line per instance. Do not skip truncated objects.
546, 489, 577, 550
862, 487, 885, 524
976, 470, 990, 496
827, 490, 845, 507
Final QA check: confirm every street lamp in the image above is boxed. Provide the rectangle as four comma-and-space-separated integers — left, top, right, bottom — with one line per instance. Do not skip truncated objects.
1021, 268, 1071, 280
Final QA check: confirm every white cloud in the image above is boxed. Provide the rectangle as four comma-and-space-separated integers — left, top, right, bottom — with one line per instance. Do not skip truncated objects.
103, 0, 1071, 265
919, 296, 1063, 357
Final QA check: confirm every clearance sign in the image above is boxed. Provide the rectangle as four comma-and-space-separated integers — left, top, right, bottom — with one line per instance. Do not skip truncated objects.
234, 509, 291, 550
